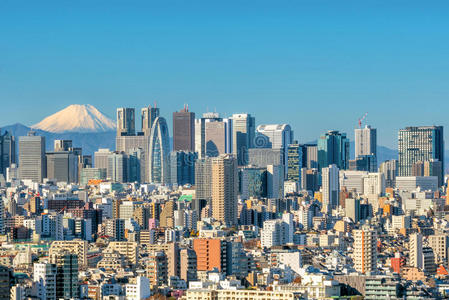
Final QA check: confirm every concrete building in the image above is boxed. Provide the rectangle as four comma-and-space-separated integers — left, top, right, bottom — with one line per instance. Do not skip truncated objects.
193, 239, 227, 273
355, 125, 377, 169
211, 155, 238, 226
353, 227, 377, 274
180, 248, 197, 283
33, 262, 57, 300
409, 233, 423, 269
322, 164, 339, 213
395, 176, 438, 192
49, 240, 88, 268
46, 151, 78, 183
18, 131, 46, 183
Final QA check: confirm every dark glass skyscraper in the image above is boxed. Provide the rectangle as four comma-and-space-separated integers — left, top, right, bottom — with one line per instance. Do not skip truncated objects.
173, 105, 195, 152
398, 126, 444, 181
317, 130, 349, 171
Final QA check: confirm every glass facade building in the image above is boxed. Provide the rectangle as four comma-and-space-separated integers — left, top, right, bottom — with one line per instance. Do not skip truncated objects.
317, 130, 349, 171
398, 126, 444, 182
149, 117, 170, 184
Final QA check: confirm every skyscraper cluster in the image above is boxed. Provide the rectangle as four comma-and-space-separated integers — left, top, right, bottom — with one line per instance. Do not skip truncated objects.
1, 105, 448, 299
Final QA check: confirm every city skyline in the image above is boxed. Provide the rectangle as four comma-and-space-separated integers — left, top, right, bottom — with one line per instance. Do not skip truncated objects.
2, 1, 449, 148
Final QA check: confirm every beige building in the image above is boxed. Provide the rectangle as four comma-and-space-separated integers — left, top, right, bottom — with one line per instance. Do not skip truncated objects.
106, 241, 138, 265
49, 240, 88, 268
211, 155, 238, 226
146, 243, 179, 278
353, 228, 377, 274
429, 234, 448, 263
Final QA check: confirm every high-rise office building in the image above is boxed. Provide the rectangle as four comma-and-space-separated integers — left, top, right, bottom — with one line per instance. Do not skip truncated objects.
116, 108, 136, 136
300, 168, 319, 192
205, 120, 227, 157
256, 124, 293, 176
321, 164, 339, 213
194, 158, 212, 217
287, 142, 302, 182
107, 152, 129, 183
141, 105, 160, 136
353, 227, 377, 274
317, 130, 349, 171
169, 151, 197, 186
398, 126, 444, 182
211, 155, 238, 226
173, 105, 195, 152
149, 117, 170, 184
0, 129, 15, 177
18, 131, 46, 183
94, 148, 112, 170
240, 167, 267, 200
231, 113, 255, 166
46, 151, 78, 183
195, 113, 232, 158
355, 125, 377, 166
53, 140, 72, 152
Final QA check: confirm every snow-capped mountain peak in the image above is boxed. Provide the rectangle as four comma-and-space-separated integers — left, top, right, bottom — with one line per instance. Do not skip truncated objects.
32, 104, 116, 133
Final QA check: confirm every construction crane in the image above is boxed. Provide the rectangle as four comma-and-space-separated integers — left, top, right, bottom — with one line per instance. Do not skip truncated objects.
358, 112, 368, 128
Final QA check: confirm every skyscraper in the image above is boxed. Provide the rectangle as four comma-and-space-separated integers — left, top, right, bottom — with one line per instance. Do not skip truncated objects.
141, 105, 160, 136
116, 108, 135, 136
195, 113, 232, 158
211, 155, 238, 226
287, 142, 302, 182
148, 117, 170, 184
173, 105, 195, 152
46, 151, 78, 183
231, 113, 255, 166
321, 164, 339, 213
169, 151, 197, 186
355, 125, 377, 168
194, 158, 212, 217
398, 126, 444, 181
317, 130, 349, 171
0, 129, 15, 177
18, 131, 46, 183
256, 124, 293, 176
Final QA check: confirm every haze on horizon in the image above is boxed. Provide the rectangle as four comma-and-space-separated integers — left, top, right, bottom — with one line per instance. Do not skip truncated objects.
1, 0, 449, 148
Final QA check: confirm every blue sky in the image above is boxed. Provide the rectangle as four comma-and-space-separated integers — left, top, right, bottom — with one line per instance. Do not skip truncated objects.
1, 0, 449, 148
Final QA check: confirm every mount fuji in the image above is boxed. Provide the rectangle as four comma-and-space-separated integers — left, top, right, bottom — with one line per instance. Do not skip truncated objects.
1, 105, 116, 155
32, 104, 115, 133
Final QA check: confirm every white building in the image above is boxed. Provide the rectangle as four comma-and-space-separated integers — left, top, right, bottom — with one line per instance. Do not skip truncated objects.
33, 262, 57, 300
395, 176, 438, 192
261, 219, 289, 248
322, 164, 339, 212
125, 276, 151, 300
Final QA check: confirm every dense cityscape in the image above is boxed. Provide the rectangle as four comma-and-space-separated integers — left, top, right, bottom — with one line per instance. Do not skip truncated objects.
0, 103, 447, 300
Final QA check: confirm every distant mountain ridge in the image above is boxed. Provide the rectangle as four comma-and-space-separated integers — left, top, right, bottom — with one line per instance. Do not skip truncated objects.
32, 104, 115, 133
1, 123, 115, 155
